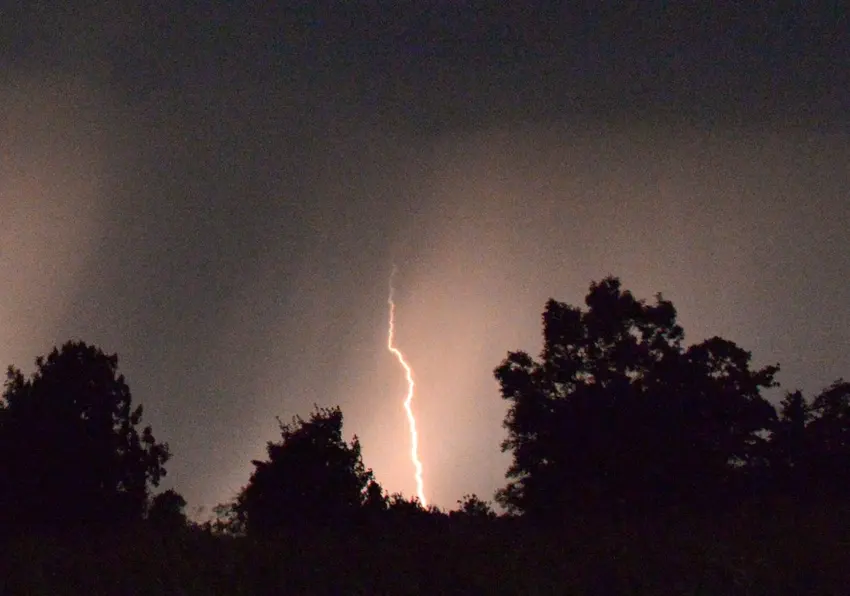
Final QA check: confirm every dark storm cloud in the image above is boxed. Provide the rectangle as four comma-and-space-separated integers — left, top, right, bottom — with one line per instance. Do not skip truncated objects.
2, 3, 848, 511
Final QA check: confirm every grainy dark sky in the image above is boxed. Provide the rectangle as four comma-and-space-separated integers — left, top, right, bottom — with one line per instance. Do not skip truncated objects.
1, 4, 848, 514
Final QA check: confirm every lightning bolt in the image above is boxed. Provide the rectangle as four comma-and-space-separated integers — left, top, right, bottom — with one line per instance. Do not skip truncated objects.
387, 265, 427, 506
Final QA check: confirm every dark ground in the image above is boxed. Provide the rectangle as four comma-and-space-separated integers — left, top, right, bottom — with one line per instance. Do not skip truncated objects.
1, 500, 847, 595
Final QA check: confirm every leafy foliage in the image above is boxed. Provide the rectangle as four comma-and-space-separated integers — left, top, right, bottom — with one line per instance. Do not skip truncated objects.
803, 379, 850, 496
236, 405, 382, 536
1, 275, 849, 594
494, 277, 780, 515
384, 493, 444, 518
452, 493, 497, 520
0, 341, 170, 530
769, 390, 813, 496
196, 501, 246, 537
148, 489, 188, 530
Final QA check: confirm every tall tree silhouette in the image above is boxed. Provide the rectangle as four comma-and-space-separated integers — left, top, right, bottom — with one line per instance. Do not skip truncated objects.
0, 341, 170, 530
806, 379, 850, 498
769, 390, 813, 498
495, 277, 779, 517
237, 405, 381, 536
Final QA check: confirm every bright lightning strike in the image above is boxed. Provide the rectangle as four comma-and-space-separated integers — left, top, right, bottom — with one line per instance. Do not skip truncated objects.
387, 265, 427, 507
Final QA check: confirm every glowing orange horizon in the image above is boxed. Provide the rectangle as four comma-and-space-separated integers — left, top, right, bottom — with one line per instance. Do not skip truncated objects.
387, 265, 427, 506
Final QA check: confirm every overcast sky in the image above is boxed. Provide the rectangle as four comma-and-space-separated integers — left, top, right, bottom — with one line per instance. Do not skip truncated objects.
1, 4, 848, 514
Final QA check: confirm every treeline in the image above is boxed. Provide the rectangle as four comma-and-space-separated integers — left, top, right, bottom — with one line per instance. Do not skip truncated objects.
0, 344, 495, 539
1, 276, 848, 540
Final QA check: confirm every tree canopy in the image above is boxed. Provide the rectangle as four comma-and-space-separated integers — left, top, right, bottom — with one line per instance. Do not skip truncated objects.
235, 405, 382, 536
802, 379, 850, 497
1, 277, 849, 593
148, 488, 189, 530
494, 276, 780, 516
0, 341, 170, 530
1, 279, 848, 553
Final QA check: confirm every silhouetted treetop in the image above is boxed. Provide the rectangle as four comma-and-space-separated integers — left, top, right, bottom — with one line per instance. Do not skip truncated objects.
236, 405, 382, 536
0, 341, 170, 530
495, 276, 780, 517
148, 488, 188, 530
805, 379, 850, 496
452, 493, 497, 520
810, 379, 850, 421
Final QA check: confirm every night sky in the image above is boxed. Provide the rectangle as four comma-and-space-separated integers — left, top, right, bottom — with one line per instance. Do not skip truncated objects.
2, 4, 848, 516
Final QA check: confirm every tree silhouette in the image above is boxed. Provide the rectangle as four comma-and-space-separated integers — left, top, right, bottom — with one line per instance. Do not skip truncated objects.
385, 493, 442, 517
806, 379, 850, 497
200, 500, 246, 536
452, 493, 497, 520
236, 405, 381, 536
148, 488, 188, 530
494, 277, 779, 517
0, 341, 170, 530
769, 390, 813, 498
